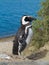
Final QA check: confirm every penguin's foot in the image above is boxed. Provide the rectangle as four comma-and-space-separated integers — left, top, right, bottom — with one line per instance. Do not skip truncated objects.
18, 51, 21, 56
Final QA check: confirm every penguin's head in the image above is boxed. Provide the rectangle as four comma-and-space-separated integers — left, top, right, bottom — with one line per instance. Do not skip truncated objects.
21, 15, 36, 25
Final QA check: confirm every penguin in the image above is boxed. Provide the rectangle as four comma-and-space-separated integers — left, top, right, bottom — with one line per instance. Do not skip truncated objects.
12, 15, 36, 55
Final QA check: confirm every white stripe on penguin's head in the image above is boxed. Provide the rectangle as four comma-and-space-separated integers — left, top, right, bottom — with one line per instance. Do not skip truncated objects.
22, 16, 29, 25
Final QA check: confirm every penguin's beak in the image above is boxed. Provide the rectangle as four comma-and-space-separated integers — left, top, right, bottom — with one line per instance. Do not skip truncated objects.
28, 16, 37, 22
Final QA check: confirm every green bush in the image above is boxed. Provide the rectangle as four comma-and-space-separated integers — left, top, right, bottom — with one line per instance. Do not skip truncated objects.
31, 0, 49, 49
31, 20, 45, 49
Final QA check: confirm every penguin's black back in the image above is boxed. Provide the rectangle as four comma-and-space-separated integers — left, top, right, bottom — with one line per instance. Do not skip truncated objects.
12, 25, 27, 55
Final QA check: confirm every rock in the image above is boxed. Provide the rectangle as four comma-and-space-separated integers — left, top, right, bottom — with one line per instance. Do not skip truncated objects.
0, 60, 49, 65
0, 54, 11, 60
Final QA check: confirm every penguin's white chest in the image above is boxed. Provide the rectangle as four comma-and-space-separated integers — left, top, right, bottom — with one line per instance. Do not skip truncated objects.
26, 28, 33, 44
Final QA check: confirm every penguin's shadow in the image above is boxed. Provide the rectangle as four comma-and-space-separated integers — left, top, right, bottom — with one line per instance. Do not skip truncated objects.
26, 49, 48, 60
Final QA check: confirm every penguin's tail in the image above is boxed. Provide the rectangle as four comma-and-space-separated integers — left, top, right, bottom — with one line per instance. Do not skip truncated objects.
12, 40, 19, 55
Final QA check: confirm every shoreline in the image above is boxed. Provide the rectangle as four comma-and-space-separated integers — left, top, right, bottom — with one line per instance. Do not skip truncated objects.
0, 35, 15, 42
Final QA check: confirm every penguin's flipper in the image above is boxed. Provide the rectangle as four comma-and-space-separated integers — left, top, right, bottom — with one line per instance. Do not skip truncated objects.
18, 37, 27, 53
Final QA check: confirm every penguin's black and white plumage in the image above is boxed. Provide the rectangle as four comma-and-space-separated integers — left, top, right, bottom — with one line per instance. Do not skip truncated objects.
12, 15, 36, 55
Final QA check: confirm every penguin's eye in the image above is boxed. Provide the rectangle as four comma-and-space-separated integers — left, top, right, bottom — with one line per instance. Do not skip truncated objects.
24, 17, 29, 21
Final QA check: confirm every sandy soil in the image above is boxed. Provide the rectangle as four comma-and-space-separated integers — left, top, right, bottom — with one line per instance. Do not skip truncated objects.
0, 36, 49, 62
0, 36, 14, 55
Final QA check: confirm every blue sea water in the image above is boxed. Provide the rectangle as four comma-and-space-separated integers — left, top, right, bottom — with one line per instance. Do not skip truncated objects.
0, 0, 42, 38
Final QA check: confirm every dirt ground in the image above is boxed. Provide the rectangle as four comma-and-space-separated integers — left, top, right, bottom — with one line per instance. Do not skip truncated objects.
0, 36, 49, 62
